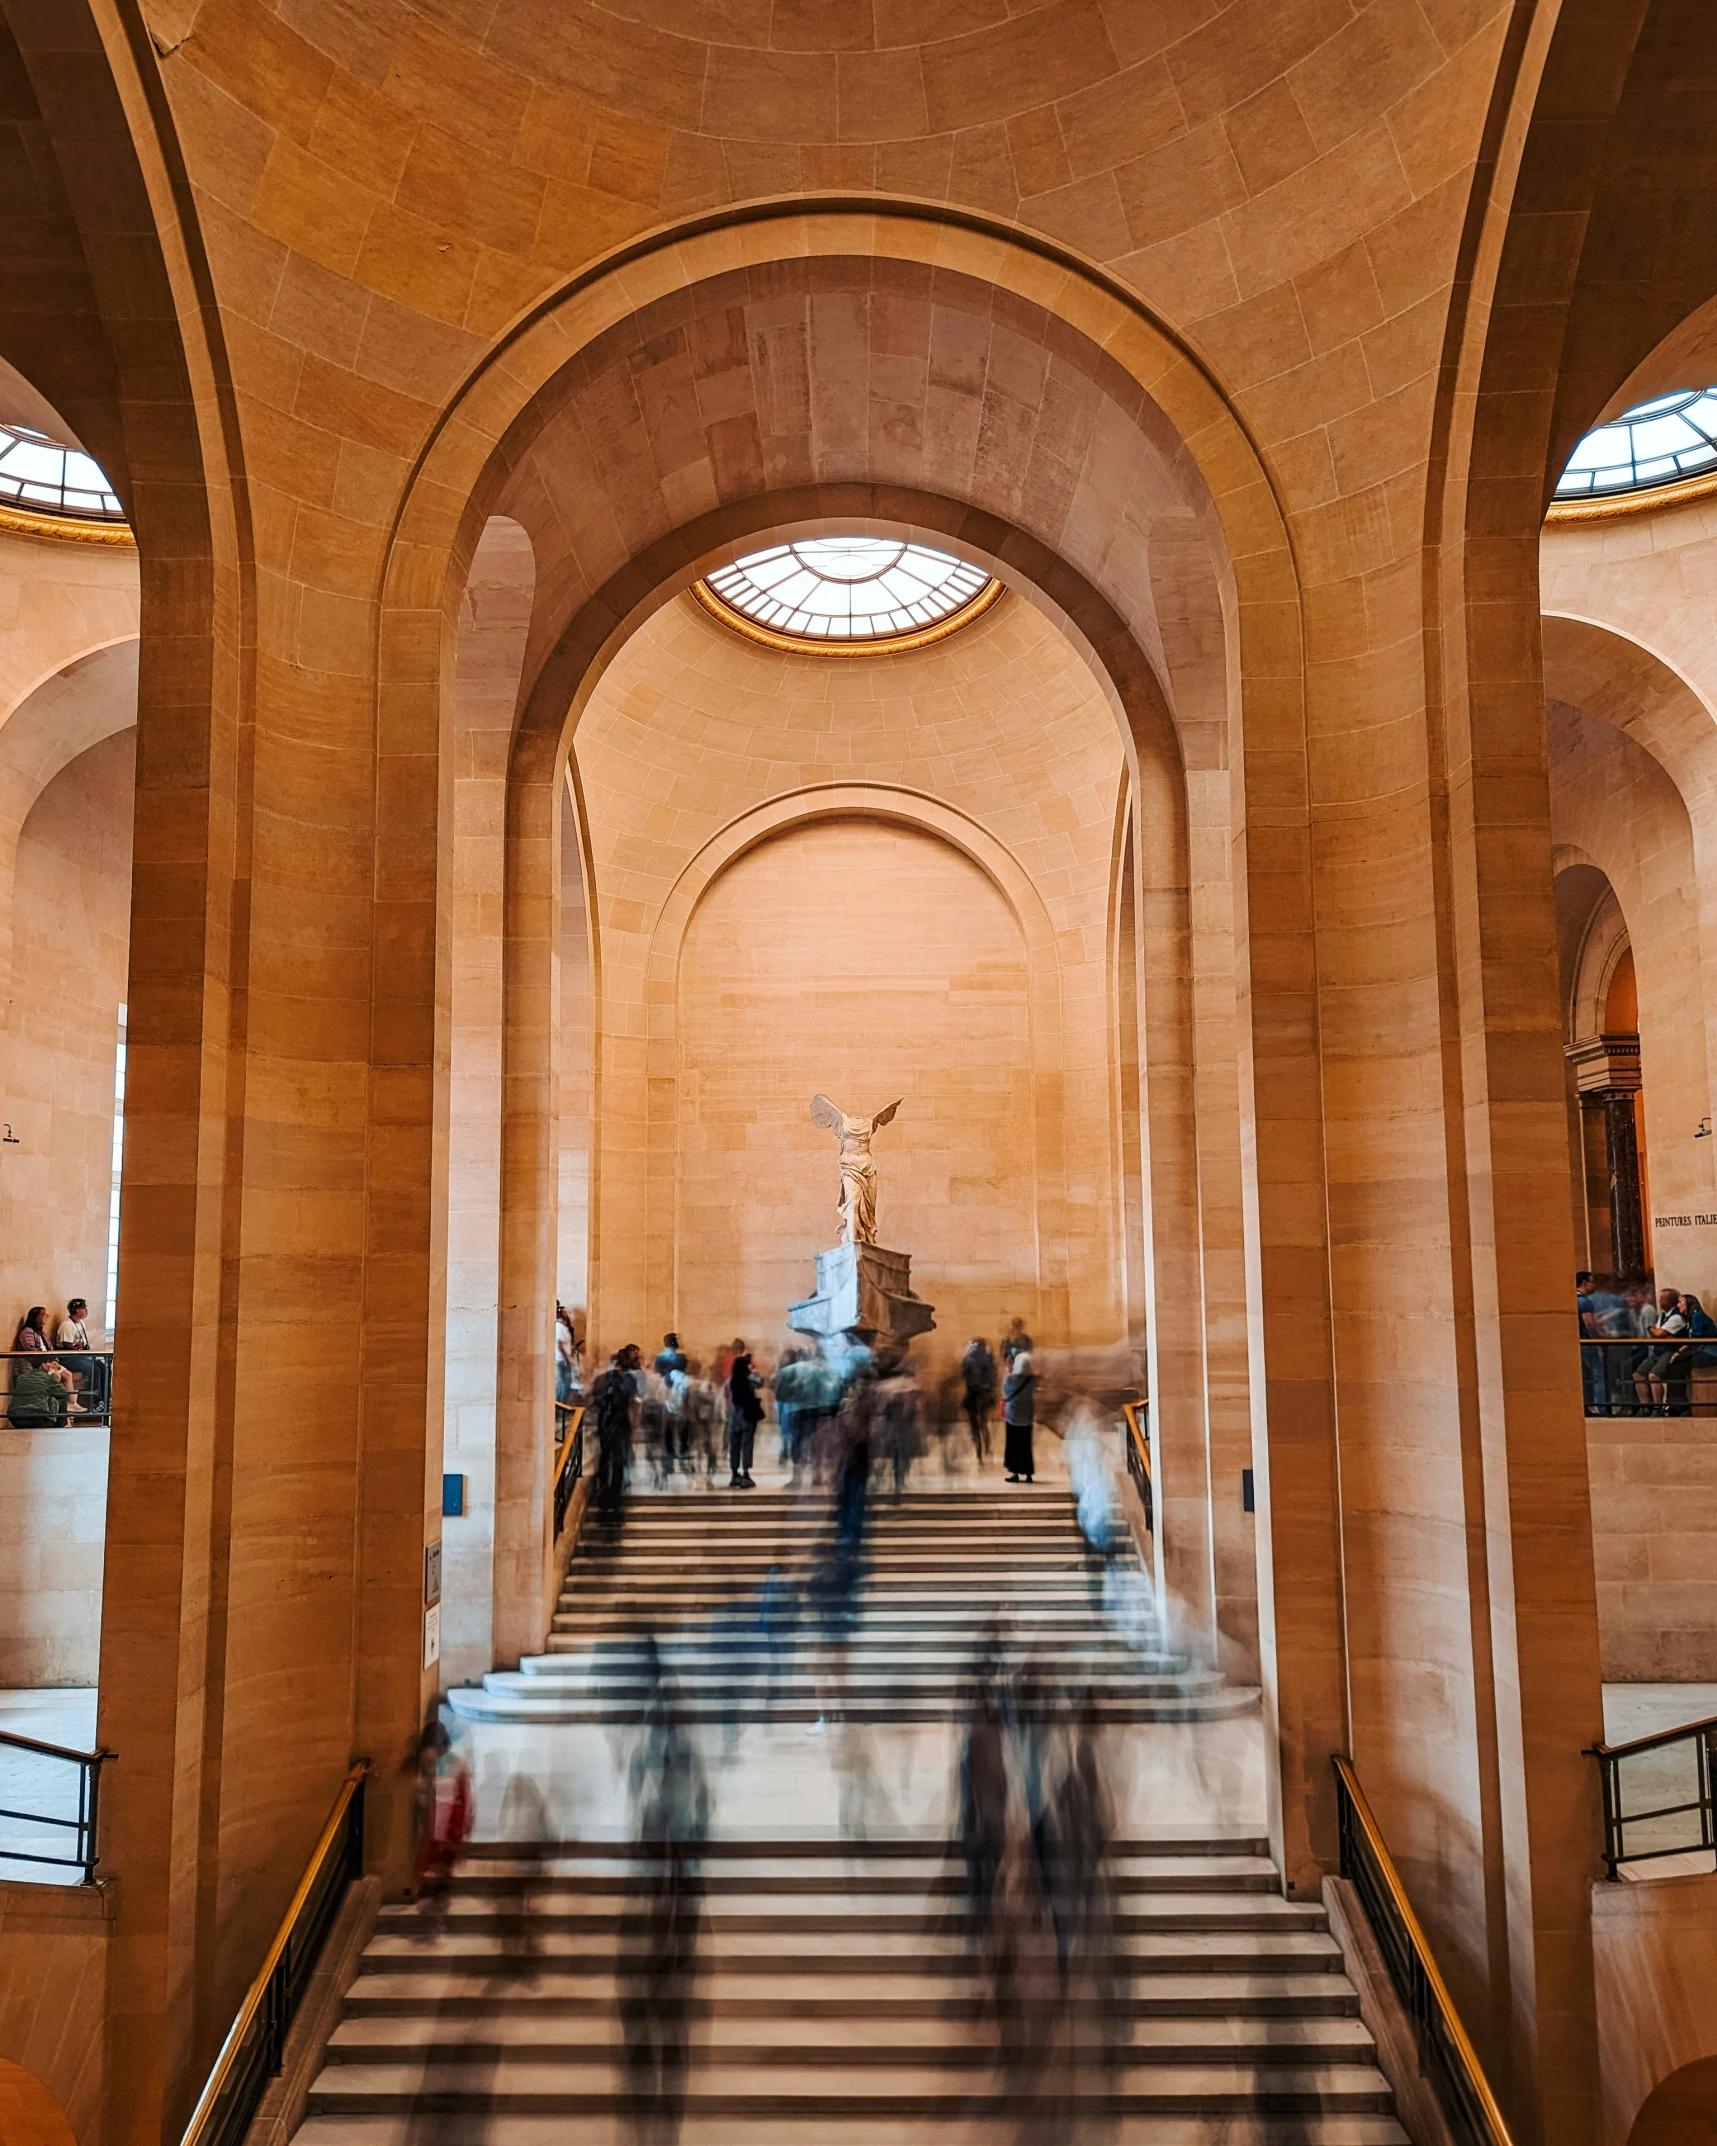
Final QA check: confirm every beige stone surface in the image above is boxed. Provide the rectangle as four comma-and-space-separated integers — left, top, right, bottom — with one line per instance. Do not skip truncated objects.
1593, 1870, 1717, 2146
0, 1430, 108, 1687
12, 6, 1711, 2139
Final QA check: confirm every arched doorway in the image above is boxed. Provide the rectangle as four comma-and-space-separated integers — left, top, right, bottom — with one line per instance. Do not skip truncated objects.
0, 2060, 76, 2146
1628, 2056, 1717, 2143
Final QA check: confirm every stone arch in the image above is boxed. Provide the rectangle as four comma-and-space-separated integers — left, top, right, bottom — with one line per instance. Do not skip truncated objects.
373, 205, 1327, 1877
646, 789, 1061, 1357
0, 638, 137, 1020
1627, 2055, 1717, 2144
0, 2059, 77, 2146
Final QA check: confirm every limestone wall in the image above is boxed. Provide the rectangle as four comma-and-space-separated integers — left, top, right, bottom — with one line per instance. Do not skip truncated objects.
0, 1880, 110, 2146
0, 1427, 107, 1686
574, 587, 1128, 1371
1594, 1871, 1717, 2146
675, 815, 1037, 1368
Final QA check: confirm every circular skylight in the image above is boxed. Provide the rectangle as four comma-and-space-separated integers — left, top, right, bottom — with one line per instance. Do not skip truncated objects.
699, 537, 997, 649
0, 421, 124, 521
1556, 389, 1717, 500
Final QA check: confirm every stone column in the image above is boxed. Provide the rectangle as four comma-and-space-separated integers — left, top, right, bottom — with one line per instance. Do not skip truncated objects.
1566, 1035, 1646, 1274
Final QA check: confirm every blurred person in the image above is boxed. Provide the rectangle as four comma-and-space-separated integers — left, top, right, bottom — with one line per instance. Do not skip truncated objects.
756, 1563, 800, 1708
620, 1640, 709, 2146
411, 1720, 473, 1933
556, 1301, 578, 1404
661, 1353, 692, 1473
593, 1343, 643, 1522
683, 1361, 720, 1477
1001, 1316, 1033, 1368
494, 1768, 552, 1974
960, 1665, 1011, 1946
962, 1336, 998, 1463
1587, 1271, 1630, 1416
1576, 1271, 1603, 1417
771, 1347, 816, 1470
726, 1340, 764, 1488
654, 1330, 687, 1378
1002, 1348, 1037, 1483
874, 1350, 923, 1495
1049, 1691, 1122, 2090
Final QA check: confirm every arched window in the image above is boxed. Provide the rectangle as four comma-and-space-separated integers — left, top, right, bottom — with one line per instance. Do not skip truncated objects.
1557, 389, 1717, 500
0, 421, 124, 520
697, 536, 998, 652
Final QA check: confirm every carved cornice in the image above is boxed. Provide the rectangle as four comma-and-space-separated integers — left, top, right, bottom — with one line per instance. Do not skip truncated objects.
692, 572, 1002, 657
0, 500, 133, 548
1545, 469, 1717, 527
1566, 1031, 1642, 1096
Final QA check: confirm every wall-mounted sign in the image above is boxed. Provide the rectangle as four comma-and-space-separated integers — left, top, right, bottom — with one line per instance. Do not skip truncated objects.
1654, 1213, 1717, 1228
423, 1603, 441, 1670
424, 1541, 442, 1607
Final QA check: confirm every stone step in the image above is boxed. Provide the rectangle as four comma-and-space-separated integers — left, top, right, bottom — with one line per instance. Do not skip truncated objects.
370, 1892, 1325, 1938
323, 2012, 1378, 2062
295, 2116, 1411, 2145
424, 1854, 1279, 1888
304, 2059, 1400, 2116
452, 1836, 1273, 1864
341, 1969, 1358, 2019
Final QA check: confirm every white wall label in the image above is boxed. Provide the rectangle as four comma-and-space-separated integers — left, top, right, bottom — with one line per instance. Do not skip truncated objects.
423, 1603, 441, 1670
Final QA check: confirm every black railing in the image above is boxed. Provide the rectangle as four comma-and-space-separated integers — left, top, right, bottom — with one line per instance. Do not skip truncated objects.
2, 1345, 113, 1423
1587, 1711, 1717, 1876
1333, 1756, 1516, 2146
1579, 1332, 1717, 1416
1122, 1399, 1153, 1533
180, 1762, 366, 2146
554, 1402, 585, 1538
0, 1728, 112, 1881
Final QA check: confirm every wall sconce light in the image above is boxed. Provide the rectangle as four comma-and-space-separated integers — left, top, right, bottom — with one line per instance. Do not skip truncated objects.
0, 1124, 17, 1145
1698, 1117, 1712, 1140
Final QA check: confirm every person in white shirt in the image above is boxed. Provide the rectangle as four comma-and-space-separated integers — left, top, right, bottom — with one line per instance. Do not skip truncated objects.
54, 1297, 103, 1414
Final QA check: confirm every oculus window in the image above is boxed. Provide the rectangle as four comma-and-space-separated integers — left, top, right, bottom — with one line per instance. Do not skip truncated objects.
697, 537, 998, 652
1557, 389, 1717, 500
0, 422, 124, 520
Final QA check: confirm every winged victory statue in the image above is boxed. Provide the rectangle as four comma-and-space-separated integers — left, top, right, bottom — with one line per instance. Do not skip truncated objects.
810, 1094, 902, 1247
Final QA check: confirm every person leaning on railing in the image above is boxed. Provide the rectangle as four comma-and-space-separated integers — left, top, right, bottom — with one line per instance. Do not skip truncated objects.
10, 1306, 81, 1416
8, 1353, 71, 1427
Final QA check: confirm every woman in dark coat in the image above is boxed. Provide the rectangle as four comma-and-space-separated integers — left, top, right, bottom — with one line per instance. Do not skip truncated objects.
1002, 1349, 1036, 1483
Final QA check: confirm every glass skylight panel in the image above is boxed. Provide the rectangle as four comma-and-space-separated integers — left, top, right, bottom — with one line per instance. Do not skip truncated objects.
0, 421, 124, 520
1556, 389, 1717, 499
704, 536, 994, 647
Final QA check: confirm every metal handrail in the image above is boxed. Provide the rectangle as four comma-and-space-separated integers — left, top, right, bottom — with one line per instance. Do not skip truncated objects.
1587, 1713, 1717, 1875
2, 1345, 114, 1420
554, 1402, 585, 1538
179, 1761, 367, 2146
1121, 1398, 1153, 1533
1333, 1755, 1516, 2146
0, 1727, 113, 1881
1578, 1330, 1717, 1415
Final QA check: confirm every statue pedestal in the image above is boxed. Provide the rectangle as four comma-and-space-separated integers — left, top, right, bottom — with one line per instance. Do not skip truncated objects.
787, 1242, 935, 1357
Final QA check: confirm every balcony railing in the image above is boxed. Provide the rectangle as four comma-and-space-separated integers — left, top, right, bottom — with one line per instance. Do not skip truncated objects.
0, 1727, 113, 1882
1579, 1332, 1717, 1416
2, 1345, 113, 1423
1334, 1755, 1517, 2146
180, 1761, 367, 2146
1587, 1710, 1717, 1876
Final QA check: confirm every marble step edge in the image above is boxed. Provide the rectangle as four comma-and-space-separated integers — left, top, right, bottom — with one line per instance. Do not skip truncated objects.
340, 1972, 1358, 2016
451, 1835, 1273, 1860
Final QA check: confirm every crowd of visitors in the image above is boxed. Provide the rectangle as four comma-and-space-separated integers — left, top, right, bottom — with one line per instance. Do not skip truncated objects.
575, 1316, 1048, 1523
1577, 1270, 1717, 1415
6, 1298, 107, 1424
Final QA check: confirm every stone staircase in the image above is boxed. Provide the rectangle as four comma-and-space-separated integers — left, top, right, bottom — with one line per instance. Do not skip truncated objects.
295, 1481, 1408, 2141
448, 1486, 1255, 1727
298, 1838, 1406, 2140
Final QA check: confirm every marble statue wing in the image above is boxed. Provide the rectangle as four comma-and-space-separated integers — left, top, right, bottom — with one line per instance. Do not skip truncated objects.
810, 1094, 845, 1132
870, 1099, 903, 1129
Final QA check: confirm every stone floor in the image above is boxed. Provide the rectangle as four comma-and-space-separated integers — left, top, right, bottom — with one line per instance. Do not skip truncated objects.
1600, 1682, 1717, 1881
0, 1684, 99, 1886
